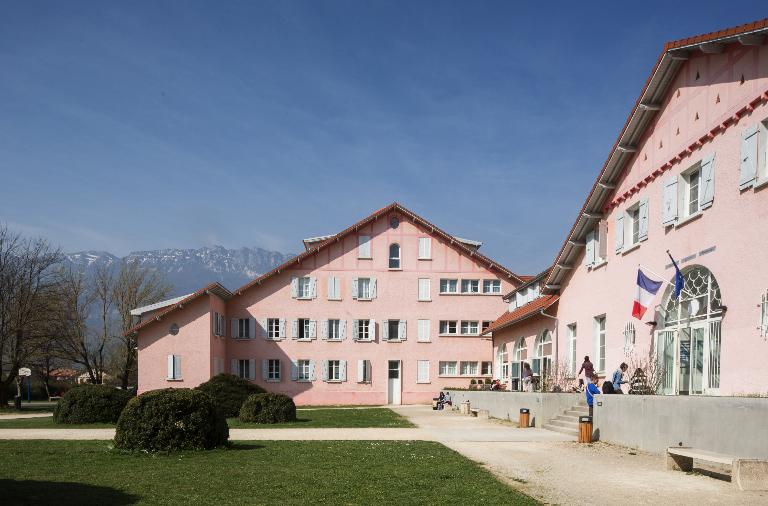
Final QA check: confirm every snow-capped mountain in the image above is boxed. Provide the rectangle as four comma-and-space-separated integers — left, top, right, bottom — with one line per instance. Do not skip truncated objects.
65, 246, 296, 296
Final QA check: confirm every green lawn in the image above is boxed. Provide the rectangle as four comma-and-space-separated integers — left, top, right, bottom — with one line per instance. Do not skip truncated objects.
0, 440, 537, 505
0, 408, 413, 429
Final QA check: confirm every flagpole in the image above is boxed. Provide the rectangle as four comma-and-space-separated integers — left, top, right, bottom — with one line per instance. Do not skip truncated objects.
638, 263, 696, 299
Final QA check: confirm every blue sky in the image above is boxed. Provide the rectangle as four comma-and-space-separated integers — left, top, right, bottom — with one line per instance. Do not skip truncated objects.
0, 1, 765, 274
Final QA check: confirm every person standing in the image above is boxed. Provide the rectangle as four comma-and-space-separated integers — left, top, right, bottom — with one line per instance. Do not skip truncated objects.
585, 374, 601, 418
577, 356, 594, 387
521, 363, 533, 392
612, 363, 629, 394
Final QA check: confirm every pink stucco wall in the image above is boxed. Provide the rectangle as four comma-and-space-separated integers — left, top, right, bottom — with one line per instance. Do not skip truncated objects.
495, 42, 768, 396
492, 312, 557, 389
137, 211, 518, 404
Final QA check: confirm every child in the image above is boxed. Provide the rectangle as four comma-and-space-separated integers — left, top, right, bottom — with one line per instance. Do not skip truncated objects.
585, 374, 601, 418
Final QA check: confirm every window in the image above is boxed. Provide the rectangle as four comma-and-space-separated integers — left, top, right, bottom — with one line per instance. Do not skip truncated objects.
327, 276, 341, 300
498, 344, 509, 380
236, 359, 253, 380
616, 199, 648, 253
236, 318, 251, 339
418, 237, 432, 259
387, 320, 401, 341
481, 361, 492, 376
354, 277, 376, 300
682, 165, 701, 218
481, 321, 493, 334
623, 322, 636, 355
389, 243, 401, 269
663, 154, 715, 226
439, 361, 457, 376
628, 205, 640, 246
483, 280, 501, 294
326, 360, 342, 381
439, 279, 458, 294
594, 316, 606, 373
267, 359, 280, 381
439, 320, 457, 335
567, 324, 577, 376
417, 360, 430, 383
297, 277, 312, 299
296, 360, 312, 381
213, 312, 225, 336
460, 321, 479, 335
267, 318, 283, 340
584, 221, 608, 267
761, 290, 768, 339
358, 235, 371, 258
355, 319, 373, 341
167, 354, 181, 380
418, 278, 431, 301
460, 361, 478, 376
461, 279, 479, 293
417, 319, 430, 342
327, 319, 341, 341
357, 359, 372, 382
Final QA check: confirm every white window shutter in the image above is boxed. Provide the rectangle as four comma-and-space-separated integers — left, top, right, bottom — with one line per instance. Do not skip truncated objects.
231, 359, 238, 376
310, 277, 318, 299
381, 320, 389, 340
357, 359, 365, 382
334, 277, 341, 299
700, 153, 716, 209
309, 320, 317, 339
290, 277, 298, 298
321, 319, 329, 340
260, 319, 267, 338
248, 359, 255, 380
352, 278, 359, 299
399, 320, 407, 340
352, 319, 359, 340
340, 360, 347, 382
370, 277, 377, 298
322, 360, 329, 382
740, 125, 759, 190
167, 355, 174, 379
249, 318, 256, 339
584, 229, 595, 266
291, 320, 298, 339
339, 320, 347, 340
173, 356, 181, 380
291, 360, 298, 381
614, 214, 624, 253
638, 198, 649, 241
231, 319, 239, 339
309, 360, 317, 381
418, 319, 430, 342
598, 220, 608, 260
369, 319, 376, 341
418, 278, 430, 301
279, 319, 286, 340
327, 277, 335, 299
662, 176, 678, 225
262, 359, 269, 380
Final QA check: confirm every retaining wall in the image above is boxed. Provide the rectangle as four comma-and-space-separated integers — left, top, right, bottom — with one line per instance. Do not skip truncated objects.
445, 390, 581, 427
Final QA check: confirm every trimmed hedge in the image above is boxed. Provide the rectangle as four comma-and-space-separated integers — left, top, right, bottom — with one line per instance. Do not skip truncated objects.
239, 393, 296, 424
195, 374, 265, 418
114, 388, 228, 451
53, 384, 132, 424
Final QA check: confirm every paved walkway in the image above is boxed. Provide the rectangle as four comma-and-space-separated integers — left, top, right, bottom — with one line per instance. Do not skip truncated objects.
0, 413, 54, 420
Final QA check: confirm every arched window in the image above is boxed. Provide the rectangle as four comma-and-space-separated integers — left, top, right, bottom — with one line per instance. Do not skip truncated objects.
513, 337, 527, 362
497, 343, 509, 380
389, 243, 401, 269
662, 266, 723, 327
623, 322, 636, 355
533, 330, 553, 379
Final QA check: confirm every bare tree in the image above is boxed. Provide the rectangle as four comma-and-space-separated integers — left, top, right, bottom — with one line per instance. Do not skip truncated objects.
112, 259, 171, 389
52, 267, 108, 384
540, 356, 579, 393
28, 334, 63, 399
627, 345, 667, 394
0, 225, 62, 407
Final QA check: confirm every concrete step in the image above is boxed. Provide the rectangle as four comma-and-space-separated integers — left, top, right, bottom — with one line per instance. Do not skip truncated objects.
543, 423, 578, 437
549, 418, 579, 429
553, 415, 579, 424
565, 409, 588, 417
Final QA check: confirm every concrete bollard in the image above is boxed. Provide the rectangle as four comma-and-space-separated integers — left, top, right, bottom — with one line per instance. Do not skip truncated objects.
459, 401, 470, 415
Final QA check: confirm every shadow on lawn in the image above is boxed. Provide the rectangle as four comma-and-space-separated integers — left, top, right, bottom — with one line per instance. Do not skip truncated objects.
0, 480, 139, 505
227, 443, 266, 451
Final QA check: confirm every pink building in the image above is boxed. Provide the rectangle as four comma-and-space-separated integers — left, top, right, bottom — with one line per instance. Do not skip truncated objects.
485, 19, 768, 396
129, 203, 526, 405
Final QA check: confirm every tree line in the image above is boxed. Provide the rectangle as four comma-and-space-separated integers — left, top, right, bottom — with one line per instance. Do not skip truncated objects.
0, 225, 171, 407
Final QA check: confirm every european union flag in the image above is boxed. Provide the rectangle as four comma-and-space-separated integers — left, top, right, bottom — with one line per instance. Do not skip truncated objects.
667, 251, 684, 299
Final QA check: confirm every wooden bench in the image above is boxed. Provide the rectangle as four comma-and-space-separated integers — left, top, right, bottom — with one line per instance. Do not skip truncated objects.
666, 447, 768, 491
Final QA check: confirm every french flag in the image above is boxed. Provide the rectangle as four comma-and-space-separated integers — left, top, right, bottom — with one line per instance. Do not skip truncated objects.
633, 269, 663, 320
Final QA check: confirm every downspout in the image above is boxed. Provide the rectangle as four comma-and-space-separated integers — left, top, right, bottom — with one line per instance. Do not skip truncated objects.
539, 309, 559, 369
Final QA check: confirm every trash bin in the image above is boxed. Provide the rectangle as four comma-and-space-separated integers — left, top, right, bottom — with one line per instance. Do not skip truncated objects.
578, 415, 593, 443
459, 401, 470, 415
432, 398, 440, 410
519, 408, 530, 428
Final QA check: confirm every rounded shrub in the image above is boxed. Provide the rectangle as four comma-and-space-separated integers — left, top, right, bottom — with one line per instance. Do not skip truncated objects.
114, 388, 228, 451
239, 393, 296, 424
195, 374, 266, 418
53, 384, 132, 424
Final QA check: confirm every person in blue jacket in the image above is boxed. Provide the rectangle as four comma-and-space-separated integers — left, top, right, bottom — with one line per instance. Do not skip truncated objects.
612, 363, 629, 394
585, 374, 601, 418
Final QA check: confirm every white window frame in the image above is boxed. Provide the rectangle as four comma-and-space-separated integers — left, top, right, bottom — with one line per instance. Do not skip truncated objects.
460, 320, 479, 335
418, 278, 431, 301
296, 318, 311, 340
237, 359, 251, 380
327, 276, 341, 300
567, 324, 577, 376
267, 359, 281, 381
388, 243, 401, 269
439, 279, 458, 294
418, 237, 432, 260
327, 319, 341, 341
481, 361, 492, 376
460, 361, 478, 376
439, 320, 458, 335
213, 312, 224, 337
237, 318, 251, 339
594, 315, 606, 373
358, 278, 372, 300
626, 204, 641, 247
417, 319, 431, 342
356, 319, 372, 341
358, 235, 371, 259
680, 162, 702, 219
297, 359, 311, 381
267, 318, 282, 340
167, 354, 182, 380
438, 361, 457, 376
461, 279, 480, 294
482, 279, 501, 294
327, 360, 341, 382
416, 360, 430, 383
760, 289, 768, 338
297, 276, 312, 299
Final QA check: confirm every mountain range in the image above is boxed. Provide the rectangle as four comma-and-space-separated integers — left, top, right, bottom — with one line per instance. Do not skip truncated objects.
65, 246, 296, 297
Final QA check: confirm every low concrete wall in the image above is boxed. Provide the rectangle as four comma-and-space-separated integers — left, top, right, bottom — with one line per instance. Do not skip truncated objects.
445, 390, 582, 427
594, 395, 768, 459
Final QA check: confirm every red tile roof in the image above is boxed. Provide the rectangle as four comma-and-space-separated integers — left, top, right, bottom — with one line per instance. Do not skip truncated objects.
482, 295, 559, 335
